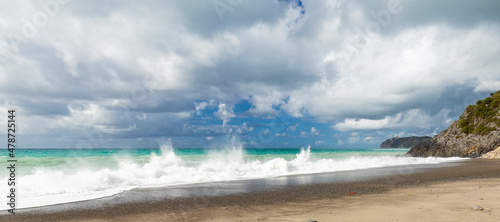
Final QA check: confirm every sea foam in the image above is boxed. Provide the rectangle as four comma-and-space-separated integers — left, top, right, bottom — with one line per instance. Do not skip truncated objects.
0, 143, 465, 210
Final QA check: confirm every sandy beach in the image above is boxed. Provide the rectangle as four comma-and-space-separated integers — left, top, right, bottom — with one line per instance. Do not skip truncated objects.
2, 159, 500, 222
194, 178, 500, 222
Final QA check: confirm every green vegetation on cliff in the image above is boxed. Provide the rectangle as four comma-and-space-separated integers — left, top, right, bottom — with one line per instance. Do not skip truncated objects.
459, 91, 500, 135
407, 90, 500, 158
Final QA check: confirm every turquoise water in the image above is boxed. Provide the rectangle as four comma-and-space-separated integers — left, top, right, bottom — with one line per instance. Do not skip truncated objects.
1, 147, 409, 158
0, 148, 409, 177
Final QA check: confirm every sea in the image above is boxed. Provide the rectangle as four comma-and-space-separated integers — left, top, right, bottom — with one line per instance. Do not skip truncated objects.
0, 141, 465, 210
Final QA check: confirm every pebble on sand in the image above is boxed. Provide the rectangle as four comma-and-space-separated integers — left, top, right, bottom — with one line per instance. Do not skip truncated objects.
473, 205, 484, 211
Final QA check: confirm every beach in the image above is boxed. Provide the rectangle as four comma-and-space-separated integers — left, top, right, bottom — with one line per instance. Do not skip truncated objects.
4, 0, 500, 221
194, 177, 500, 222
1, 158, 499, 222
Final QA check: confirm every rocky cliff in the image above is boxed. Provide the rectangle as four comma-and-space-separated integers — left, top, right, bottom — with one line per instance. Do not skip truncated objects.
407, 91, 500, 157
481, 146, 500, 159
380, 136, 431, 148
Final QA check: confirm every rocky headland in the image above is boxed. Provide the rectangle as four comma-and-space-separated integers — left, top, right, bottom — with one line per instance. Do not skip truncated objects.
407, 91, 500, 158
380, 136, 431, 148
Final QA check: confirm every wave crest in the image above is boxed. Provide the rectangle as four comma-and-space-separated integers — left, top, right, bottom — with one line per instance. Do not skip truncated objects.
0, 144, 464, 209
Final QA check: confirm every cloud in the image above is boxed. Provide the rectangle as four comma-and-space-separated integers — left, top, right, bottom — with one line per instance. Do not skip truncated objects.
310, 127, 319, 135
363, 137, 375, 143
287, 124, 298, 132
1, 0, 500, 148
315, 140, 326, 145
195, 101, 211, 115
332, 109, 452, 131
283, 24, 500, 123
298, 126, 321, 137
214, 103, 236, 127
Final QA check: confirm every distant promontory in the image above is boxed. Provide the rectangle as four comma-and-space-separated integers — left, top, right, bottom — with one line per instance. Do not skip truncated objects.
407, 91, 500, 158
380, 136, 431, 148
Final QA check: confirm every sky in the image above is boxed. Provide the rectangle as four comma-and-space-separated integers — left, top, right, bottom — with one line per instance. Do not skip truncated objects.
1, 0, 500, 149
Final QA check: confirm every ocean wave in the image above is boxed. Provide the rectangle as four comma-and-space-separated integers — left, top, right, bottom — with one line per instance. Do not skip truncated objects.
0, 143, 465, 209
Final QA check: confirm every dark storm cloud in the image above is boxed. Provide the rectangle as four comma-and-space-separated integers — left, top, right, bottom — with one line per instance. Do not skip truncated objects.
387, 0, 500, 28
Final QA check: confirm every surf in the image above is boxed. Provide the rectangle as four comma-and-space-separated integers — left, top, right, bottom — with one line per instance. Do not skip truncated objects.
0, 140, 465, 210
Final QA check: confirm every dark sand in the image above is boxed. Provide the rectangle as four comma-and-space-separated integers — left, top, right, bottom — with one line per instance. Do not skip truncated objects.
2, 159, 500, 221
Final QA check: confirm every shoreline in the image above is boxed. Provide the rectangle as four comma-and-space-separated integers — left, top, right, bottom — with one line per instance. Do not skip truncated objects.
3, 156, 462, 213
2, 159, 500, 221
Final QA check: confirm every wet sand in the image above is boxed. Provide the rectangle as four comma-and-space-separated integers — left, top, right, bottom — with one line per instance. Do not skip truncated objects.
1, 159, 500, 222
